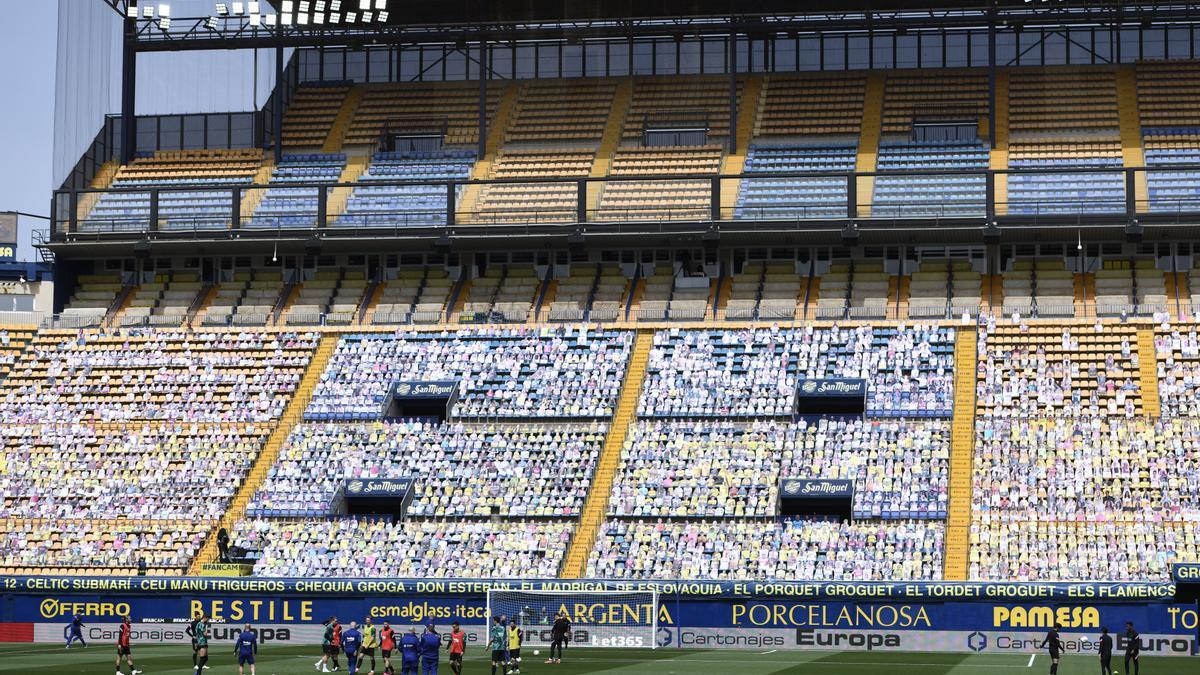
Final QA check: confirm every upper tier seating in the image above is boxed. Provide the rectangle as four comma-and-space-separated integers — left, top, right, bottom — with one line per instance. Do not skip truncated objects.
247, 420, 606, 517
1136, 61, 1200, 129
756, 73, 865, 137
460, 267, 540, 323
339, 151, 475, 228
506, 79, 616, 144
343, 82, 501, 148
472, 150, 594, 224
587, 518, 944, 581
595, 146, 723, 222
1142, 129, 1200, 213
608, 418, 948, 519
0, 330, 318, 423
201, 270, 285, 326
873, 140, 990, 217
622, 76, 740, 141
246, 154, 346, 229
83, 150, 263, 232
1006, 69, 1124, 215
638, 326, 955, 418
735, 144, 858, 220
976, 322, 1144, 418
238, 517, 572, 578
305, 329, 633, 420
881, 70, 989, 135
281, 83, 349, 149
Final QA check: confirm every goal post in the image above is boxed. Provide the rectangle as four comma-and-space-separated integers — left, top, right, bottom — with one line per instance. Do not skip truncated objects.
484, 589, 660, 649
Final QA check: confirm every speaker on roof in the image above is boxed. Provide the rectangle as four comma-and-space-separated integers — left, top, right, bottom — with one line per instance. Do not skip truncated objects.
305, 235, 323, 257
982, 221, 1001, 245
134, 239, 151, 259
434, 232, 452, 254
841, 222, 860, 247
1125, 220, 1143, 244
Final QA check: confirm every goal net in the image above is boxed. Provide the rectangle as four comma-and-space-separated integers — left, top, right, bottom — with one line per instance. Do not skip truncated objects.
485, 589, 659, 649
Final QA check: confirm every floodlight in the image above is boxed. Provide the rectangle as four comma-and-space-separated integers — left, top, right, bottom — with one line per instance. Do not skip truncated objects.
330, 12, 340, 22
331, 0, 341, 9
232, 2, 244, 15
249, 1, 260, 12
215, 2, 228, 15
297, 12, 308, 24
299, 1, 310, 12
316, 1, 326, 12
249, 13, 261, 26
127, 4, 139, 18
281, 12, 292, 24
159, 16, 171, 29
361, 11, 372, 21
264, 13, 276, 25
377, 10, 387, 21
345, 11, 356, 21
313, 12, 324, 24
143, 5, 154, 17
158, 4, 170, 17
375, 0, 386, 9
206, 15, 219, 29
282, 0, 293, 12
359, 0, 370, 10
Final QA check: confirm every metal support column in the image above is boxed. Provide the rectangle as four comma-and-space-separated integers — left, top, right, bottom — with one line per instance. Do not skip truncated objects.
577, 179, 588, 223
447, 181, 456, 227
274, 44, 284, 164
120, 15, 138, 165
728, 31, 738, 154
1126, 168, 1137, 217
478, 39, 488, 159
986, 172, 997, 221
231, 187, 242, 230
988, 20, 997, 150
711, 177, 722, 221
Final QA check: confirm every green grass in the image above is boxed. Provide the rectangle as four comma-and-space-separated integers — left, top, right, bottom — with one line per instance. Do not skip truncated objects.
0, 643, 1194, 675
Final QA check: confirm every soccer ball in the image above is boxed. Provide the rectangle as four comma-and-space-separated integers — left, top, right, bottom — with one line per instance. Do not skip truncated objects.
533, 650, 540, 656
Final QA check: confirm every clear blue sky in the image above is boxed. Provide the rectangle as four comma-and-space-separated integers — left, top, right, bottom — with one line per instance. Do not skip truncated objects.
0, 1, 57, 261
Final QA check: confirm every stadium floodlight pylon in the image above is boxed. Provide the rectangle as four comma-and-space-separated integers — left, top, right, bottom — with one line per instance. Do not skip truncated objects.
485, 589, 659, 649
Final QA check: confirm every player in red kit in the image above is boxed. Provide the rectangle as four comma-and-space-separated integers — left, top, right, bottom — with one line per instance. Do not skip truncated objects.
446, 622, 466, 675
380, 622, 397, 675
115, 615, 142, 675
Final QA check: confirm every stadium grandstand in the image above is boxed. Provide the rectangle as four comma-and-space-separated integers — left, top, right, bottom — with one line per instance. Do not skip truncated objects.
4, 0, 1200, 672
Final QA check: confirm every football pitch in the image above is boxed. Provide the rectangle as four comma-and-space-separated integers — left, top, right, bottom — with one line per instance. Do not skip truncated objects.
0, 644, 1194, 675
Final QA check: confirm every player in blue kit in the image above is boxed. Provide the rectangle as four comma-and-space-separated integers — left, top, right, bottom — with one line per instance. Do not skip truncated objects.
66, 614, 87, 649
234, 624, 258, 675
419, 625, 441, 675
399, 627, 421, 675
342, 622, 364, 675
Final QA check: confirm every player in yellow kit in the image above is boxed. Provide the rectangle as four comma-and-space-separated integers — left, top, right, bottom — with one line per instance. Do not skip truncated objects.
505, 621, 522, 675
358, 617, 379, 675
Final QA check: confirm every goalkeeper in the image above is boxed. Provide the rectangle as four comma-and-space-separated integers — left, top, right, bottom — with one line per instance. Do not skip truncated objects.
547, 612, 570, 664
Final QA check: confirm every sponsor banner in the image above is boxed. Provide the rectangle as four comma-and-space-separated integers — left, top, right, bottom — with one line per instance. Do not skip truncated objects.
343, 478, 415, 498
391, 381, 458, 400
780, 479, 854, 499
199, 563, 253, 577
1173, 563, 1200, 582
14, 595, 1199, 636
796, 378, 867, 397
0, 576, 1178, 601
25, 623, 1194, 656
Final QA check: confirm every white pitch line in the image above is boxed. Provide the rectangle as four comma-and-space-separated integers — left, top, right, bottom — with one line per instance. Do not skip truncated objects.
1027, 654, 1036, 667
761, 649, 778, 654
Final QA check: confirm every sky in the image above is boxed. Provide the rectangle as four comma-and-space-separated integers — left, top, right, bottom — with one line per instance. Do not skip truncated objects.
0, 1, 57, 261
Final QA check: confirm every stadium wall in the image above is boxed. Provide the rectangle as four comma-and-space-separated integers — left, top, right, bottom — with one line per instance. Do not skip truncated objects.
1, 577, 1196, 657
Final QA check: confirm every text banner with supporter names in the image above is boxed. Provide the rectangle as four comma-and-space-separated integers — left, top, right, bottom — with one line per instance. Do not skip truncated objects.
0, 577, 1179, 600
